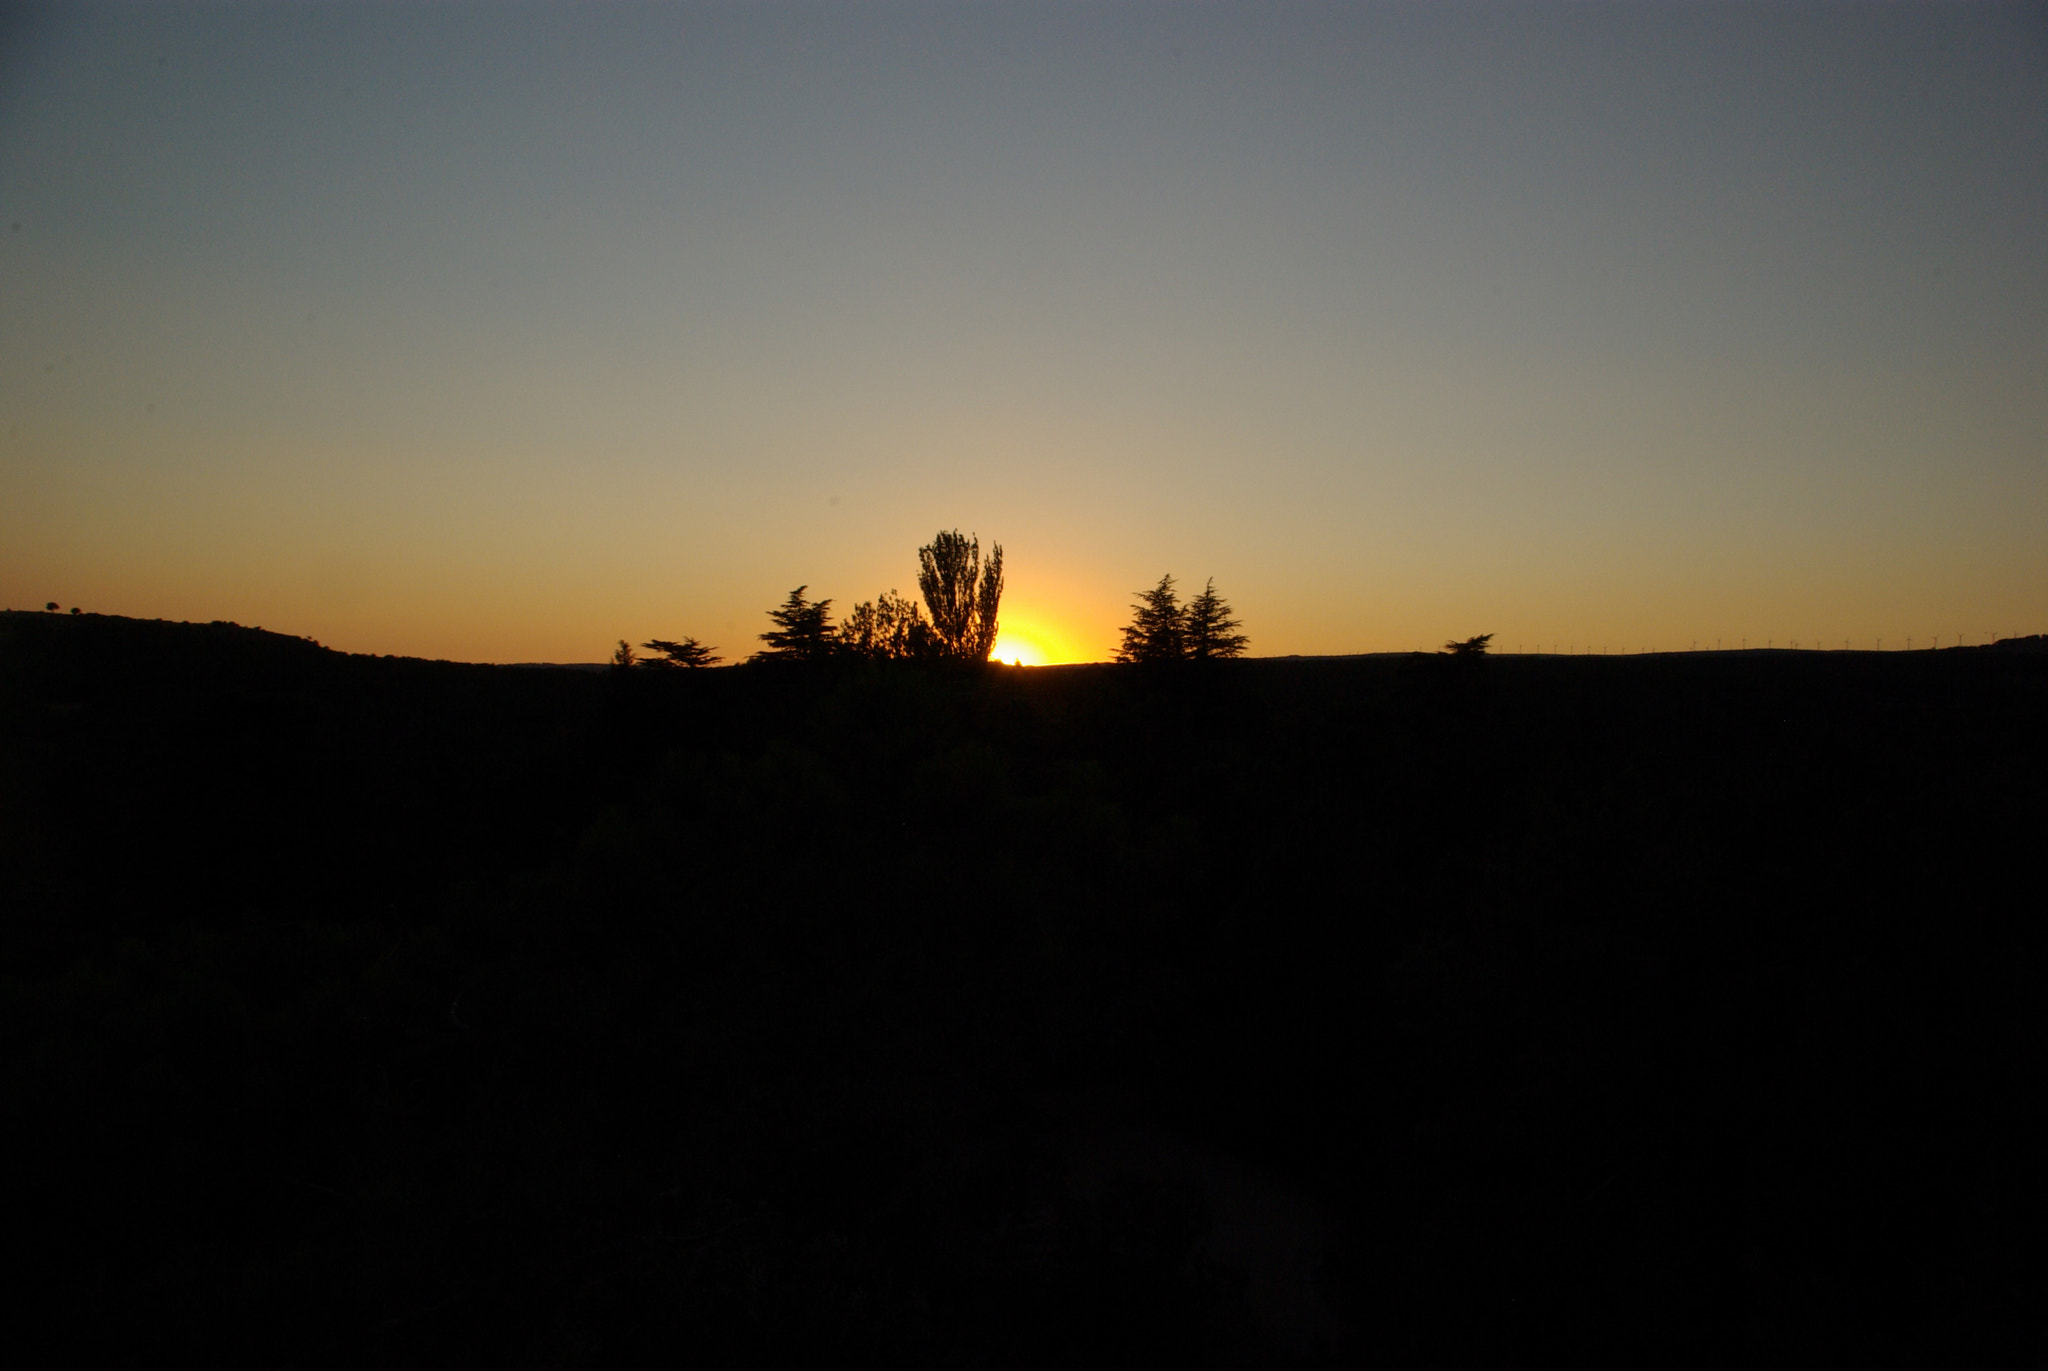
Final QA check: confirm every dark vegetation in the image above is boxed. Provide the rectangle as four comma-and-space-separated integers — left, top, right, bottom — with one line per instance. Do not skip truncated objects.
640, 637, 721, 670
637, 530, 1006, 670
4, 610, 2046, 1367
1116, 574, 1249, 664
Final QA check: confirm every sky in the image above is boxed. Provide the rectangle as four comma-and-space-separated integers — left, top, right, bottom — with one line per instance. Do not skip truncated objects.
3, 1, 2044, 664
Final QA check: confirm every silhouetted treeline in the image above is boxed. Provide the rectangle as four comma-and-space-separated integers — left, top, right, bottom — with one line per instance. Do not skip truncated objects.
632, 528, 1007, 668
1116, 573, 1249, 662
4, 609, 2046, 1367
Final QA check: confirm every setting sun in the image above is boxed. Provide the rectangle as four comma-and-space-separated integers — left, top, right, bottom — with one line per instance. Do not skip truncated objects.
988, 634, 1046, 667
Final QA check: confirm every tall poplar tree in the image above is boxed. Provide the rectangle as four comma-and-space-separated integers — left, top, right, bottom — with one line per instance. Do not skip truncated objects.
917, 530, 1003, 662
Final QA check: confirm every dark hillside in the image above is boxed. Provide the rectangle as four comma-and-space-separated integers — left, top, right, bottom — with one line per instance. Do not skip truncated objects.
1, 613, 607, 966
4, 611, 2045, 1367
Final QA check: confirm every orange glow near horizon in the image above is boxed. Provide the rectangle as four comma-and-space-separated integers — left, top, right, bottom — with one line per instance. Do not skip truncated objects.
988, 610, 1093, 666
5, 8, 2043, 665
989, 633, 1046, 667
991, 627, 1056, 663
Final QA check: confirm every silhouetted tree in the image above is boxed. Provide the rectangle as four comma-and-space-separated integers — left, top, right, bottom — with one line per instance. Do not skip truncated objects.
838, 590, 932, 661
1117, 574, 1185, 664
917, 530, 1003, 662
45, 602, 58, 612
1442, 634, 1493, 656
1183, 579, 1248, 660
642, 637, 721, 668
611, 639, 637, 669
755, 586, 834, 663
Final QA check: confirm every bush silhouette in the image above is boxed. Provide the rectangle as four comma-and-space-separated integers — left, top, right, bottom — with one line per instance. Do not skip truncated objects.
837, 589, 932, 661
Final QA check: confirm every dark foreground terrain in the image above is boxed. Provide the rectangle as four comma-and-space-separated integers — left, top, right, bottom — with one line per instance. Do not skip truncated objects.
4, 611, 2045, 1367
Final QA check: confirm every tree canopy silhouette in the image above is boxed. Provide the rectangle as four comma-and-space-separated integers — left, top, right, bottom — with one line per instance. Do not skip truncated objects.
755, 586, 835, 663
1183, 578, 1249, 660
917, 530, 1003, 663
1117, 574, 1247, 663
838, 589, 931, 662
1442, 633, 1493, 656
610, 639, 637, 669
642, 636, 721, 668
1117, 574, 1186, 664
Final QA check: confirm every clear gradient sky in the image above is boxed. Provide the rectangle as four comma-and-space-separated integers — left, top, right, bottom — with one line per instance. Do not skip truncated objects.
4, 2, 2043, 663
